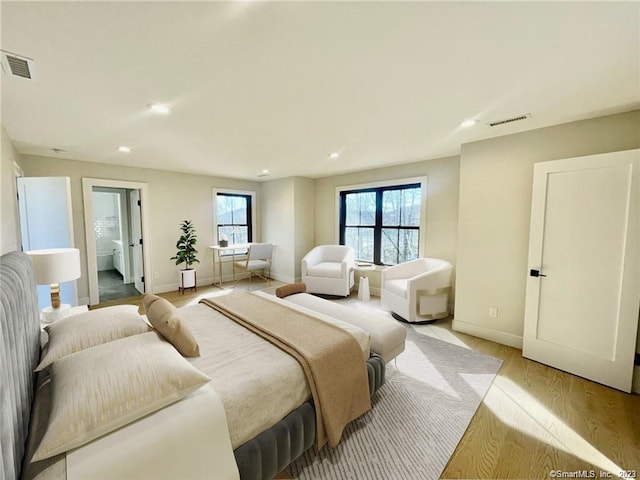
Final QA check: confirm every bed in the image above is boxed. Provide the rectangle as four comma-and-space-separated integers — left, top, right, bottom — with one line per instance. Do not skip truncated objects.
1, 251, 386, 480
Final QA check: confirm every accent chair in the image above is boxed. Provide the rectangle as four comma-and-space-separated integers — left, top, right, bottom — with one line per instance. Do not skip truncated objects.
381, 257, 453, 323
301, 245, 355, 297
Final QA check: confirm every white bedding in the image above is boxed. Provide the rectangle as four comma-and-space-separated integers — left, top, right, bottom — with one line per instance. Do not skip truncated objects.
67, 384, 239, 480
181, 293, 370, 448
180, 292, 369, 449
22, 375, 239, 480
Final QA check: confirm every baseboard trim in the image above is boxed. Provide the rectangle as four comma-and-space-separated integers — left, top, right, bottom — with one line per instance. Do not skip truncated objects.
153, 283, 178, 294
450, 319, 640, 393
269, 272, 296, 284
155, 272, 295, 293
153, 277, 215, 294
452, 319, 523, 349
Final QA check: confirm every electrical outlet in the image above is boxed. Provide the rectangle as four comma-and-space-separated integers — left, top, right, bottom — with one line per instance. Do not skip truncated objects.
489, 306, 498, 318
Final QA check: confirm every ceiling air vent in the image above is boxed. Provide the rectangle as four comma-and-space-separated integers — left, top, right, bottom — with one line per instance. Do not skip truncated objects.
487, 113, 531, 127
1, 50, 34, 79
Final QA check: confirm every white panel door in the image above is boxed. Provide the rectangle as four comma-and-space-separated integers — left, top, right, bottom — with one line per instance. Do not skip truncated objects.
17, 176, 78, 310
523, 149, 639, 392
129, 189, 145, 294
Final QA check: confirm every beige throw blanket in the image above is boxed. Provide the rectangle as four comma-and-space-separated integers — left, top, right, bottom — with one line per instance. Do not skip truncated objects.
200, 292, 371, 448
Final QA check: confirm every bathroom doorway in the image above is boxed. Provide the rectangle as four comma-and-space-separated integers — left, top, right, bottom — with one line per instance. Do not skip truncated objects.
92, 187, 140, 302
82, 178, 151, 306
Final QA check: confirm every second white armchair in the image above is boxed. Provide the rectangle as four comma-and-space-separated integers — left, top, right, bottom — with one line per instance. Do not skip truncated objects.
381, 258, 453, 323
301, 245, 355, 296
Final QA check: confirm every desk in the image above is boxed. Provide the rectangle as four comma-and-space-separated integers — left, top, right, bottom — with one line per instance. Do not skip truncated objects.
209, 244, 251, 287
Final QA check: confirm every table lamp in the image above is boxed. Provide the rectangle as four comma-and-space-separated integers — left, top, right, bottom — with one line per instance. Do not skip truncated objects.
27, 248, 81, 323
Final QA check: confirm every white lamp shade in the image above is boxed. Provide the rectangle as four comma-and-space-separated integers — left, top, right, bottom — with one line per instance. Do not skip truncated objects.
27, 248, 81, 285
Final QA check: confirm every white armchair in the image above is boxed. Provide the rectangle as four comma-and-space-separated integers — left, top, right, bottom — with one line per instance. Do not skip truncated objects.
301, 245, 355, 296
381, 258, 453, 323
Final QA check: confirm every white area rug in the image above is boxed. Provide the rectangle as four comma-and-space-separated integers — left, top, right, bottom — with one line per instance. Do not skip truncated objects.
287, 324, 503, 480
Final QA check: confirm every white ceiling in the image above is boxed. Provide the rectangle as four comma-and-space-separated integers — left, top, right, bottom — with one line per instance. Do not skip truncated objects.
1, 1, 638, 181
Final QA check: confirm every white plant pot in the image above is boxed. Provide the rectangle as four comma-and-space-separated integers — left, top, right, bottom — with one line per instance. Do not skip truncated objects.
178, 268, 197, 290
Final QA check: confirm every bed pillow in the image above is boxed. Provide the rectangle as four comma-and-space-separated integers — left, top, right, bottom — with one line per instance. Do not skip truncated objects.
275, 282, 307, 298
142, 294, 200, 357
31, 331, 211, 462
36, 305, 151, 372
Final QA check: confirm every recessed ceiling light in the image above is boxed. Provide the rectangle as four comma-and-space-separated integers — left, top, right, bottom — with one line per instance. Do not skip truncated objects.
261, 169, 270, 175
118, 145, 131, 153
460, 119, 478, 128
147, 103, 170, 114
329, 152, 340, 159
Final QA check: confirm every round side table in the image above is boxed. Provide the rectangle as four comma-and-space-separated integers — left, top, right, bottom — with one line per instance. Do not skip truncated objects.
354, 264, 376, 301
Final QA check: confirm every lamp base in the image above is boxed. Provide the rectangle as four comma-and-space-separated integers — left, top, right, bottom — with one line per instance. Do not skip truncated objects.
41, 304, 72, 324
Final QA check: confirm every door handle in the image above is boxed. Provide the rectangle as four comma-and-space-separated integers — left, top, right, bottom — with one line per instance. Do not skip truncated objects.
129, 243, 135, 247
530, 269, 547, 278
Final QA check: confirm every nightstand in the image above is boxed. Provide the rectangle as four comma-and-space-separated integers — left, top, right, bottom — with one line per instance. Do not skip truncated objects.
41, 304, 89, 326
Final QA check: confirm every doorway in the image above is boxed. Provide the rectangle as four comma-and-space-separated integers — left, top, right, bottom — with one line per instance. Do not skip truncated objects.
92, 187, 140, 302
17, 176, 78, 309
82, 178, 152, 306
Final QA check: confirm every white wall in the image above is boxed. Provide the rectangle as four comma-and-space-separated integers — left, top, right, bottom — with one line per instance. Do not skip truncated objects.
313, 155, 460, 292
0, 126, 23, 254
261, 177, 296, 282
454, 110, 640, 348
20, 155, 260, 300
92, 191, 121, 255
293, 177, 315, 279
259, 176, 316, 283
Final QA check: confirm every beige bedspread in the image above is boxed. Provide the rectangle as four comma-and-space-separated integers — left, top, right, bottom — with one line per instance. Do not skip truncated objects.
201, 291, 372, 448
182, 302, 309, 448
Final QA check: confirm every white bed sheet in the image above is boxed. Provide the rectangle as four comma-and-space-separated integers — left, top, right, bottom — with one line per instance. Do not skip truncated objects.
66, 384, 239, 480
182, 292, 370, 449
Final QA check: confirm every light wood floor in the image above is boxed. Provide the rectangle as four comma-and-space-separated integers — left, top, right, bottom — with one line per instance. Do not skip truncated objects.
96, 282, 640, 479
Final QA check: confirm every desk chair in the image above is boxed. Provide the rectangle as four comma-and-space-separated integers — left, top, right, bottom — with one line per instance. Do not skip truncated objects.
233, 243, 273, 288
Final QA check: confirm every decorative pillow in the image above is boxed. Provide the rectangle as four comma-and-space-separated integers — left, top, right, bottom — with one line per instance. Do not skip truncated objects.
36, 305, 151, 372
142, 294, 200, 357
276, 282, 307, 298
31, 331, 211, 461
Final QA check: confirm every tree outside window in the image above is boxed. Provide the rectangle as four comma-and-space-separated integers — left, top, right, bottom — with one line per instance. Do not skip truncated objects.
340, 183, 421, 265
216, 193, 252, 246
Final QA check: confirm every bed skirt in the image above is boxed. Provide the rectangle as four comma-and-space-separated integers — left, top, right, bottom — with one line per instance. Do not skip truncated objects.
233, 353, 386, 480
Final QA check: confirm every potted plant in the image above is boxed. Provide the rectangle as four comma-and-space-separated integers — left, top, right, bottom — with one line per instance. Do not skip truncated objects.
171, 220, 200, 292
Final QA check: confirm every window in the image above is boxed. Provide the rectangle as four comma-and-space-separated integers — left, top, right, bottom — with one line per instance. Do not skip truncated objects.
339, 183, 422, 265
216, 192, 253, 245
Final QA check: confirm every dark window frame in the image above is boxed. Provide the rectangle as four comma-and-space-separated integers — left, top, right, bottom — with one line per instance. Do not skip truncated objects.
339, 183, 421, 265
216, 192, 253, 254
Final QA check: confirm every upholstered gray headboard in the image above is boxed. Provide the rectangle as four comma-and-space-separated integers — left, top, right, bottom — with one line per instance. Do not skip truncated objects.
1, 252, 41, 480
